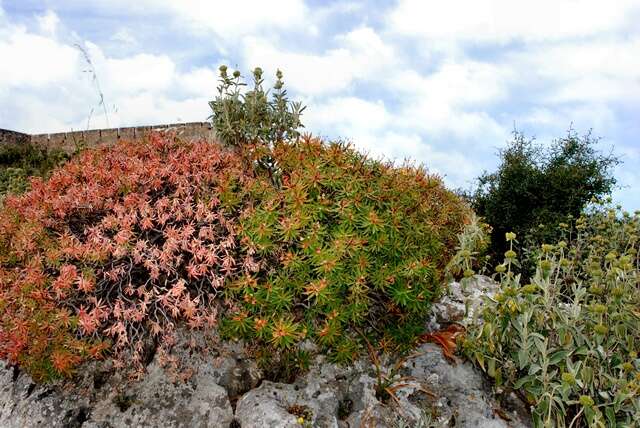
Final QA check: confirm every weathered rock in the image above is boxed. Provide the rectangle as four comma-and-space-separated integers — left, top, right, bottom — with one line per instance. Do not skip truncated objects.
1, 359, 91, 427
0, 357, 233, 428
342, 371, 390, 428
1, 343, 528, 428
236, 381, 329, 428
331, 343, 531, 428
0, 276, 530, 428
405, 343, 529, 427
235, 339, 530, 428
427, 275, 500, 331
88, 359, 233, 428
0, 330, 244, 428
236, 356, 345, 428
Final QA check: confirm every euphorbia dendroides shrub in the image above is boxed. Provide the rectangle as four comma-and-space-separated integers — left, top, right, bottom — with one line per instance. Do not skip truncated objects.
226, 139, 469, 362
0, 133, 468, 380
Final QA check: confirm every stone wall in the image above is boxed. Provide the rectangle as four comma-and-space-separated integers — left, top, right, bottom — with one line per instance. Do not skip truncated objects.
0, 129, 31, 146
1, 122, 216, 153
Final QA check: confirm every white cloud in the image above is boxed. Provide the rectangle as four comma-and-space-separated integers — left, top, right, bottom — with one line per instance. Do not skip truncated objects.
0, 27, 79, 87
81, 42, 176, 94
348, 131, 478, 188
388, 0, 640, 44
80, 0, 310, 39
390, 61, 510, 107
383, 63, 509, 140
107, 92, 210, 126
111, 28, 137, 46
181, 67, 219, 97
517, 104, 617, 136
507, 38, 640, 104
37, 10, 60, 36
241, 26, 394, 96
0, 14, 216, 132
305, 96, 495, 187
307, 97, 390, 134
166, 0, 310, 37
386, 133, 478, 187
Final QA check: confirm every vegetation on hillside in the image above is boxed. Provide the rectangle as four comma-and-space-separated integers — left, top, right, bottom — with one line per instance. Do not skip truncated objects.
0, 67, 468, 381
0, 141, 70, 201
469, 130, 619, 273
1, 65, 637, 428
454, 203, 640, 427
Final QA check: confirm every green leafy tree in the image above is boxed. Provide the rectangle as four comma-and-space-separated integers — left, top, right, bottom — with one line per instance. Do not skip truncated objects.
471, 129, 619, 269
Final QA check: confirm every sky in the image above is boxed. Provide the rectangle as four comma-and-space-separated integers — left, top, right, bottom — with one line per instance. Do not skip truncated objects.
1, 0, 639, 208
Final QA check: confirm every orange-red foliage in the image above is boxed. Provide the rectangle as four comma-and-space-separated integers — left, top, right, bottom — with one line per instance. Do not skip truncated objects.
420, 324, 465, 361
0, 134, 251, 379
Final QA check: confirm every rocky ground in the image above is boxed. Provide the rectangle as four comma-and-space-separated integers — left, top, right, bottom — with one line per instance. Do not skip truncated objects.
0, 276, 531, 427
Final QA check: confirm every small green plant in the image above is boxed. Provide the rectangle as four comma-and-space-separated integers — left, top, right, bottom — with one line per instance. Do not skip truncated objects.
463, 203, 640, 427
446, 212, 492, 280
0, 141, 69, 201
359, 329, 435, 409
209, 65, 306, 149
256, 347, 311, 384
209, 65, 306, 182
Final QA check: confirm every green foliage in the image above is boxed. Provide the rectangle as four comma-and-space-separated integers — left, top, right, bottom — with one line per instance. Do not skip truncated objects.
256, 347, 311, 384
470, 130, 619, 271
222, 136, 469, 362
208, 65, 306, 148
446, 213, 492, 280
0, 141, 69, 199
463, 203, 640, 427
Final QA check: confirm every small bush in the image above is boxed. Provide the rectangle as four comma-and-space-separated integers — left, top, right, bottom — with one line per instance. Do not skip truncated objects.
445, 213, 492, 280
0, 133, 468, 381
209, 65, 305, 149
470, 130, 619, 271
0, 141, 70, 200
462, 203, 640, 427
